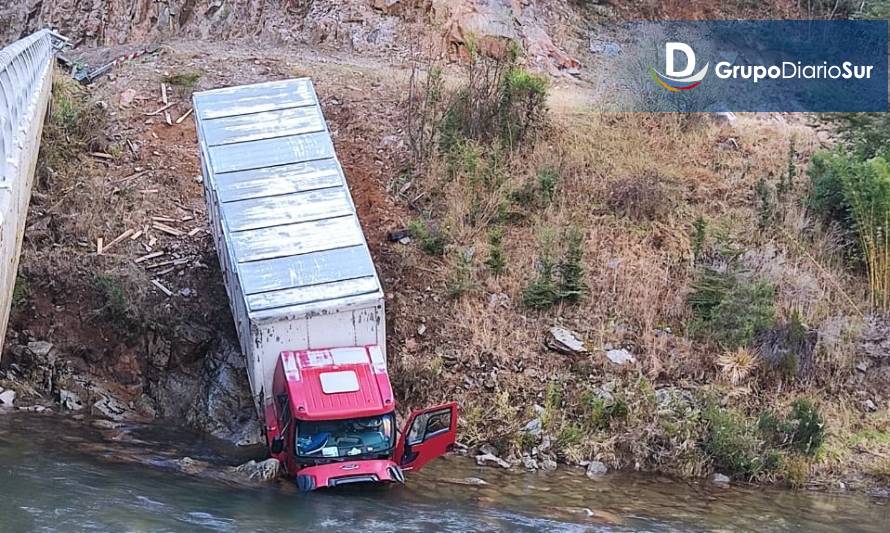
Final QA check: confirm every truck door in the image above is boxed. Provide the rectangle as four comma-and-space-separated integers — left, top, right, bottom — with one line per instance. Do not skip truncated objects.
394, 402, 458, 471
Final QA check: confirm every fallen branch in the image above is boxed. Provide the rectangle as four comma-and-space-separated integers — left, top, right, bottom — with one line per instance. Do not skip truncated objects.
175, 108, 193, 124
99, 229, 135, 254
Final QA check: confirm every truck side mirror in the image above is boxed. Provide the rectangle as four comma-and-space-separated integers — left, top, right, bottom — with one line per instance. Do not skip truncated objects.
270, 436, 284, 454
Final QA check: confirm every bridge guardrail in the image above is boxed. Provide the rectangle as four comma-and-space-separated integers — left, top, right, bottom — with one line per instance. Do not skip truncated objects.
0, 29, 57, 355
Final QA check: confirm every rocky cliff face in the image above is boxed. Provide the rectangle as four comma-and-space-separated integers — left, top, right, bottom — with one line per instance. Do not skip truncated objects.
1, 0, 582, 74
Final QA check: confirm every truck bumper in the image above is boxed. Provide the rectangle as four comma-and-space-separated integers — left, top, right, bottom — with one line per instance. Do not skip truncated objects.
295, 459, 405, 491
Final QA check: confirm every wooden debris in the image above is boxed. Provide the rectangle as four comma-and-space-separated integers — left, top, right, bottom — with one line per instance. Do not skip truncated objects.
96, 237, 103, 255
146, 259, 174, 269
155, 267, 176, 276
151, 216, 177, 223
161, 82, 168, 105
112, 170, 147, 184
130, 230, 143, 240
143, 102, 175, 116
148, 235, 158, 247
152, 222, 183, 237
175, 108, 193, 124
151, 279, 173, 297
164, 111, 173, 126
135, 251, 164, 264
187, 227, 202, 237
89, 152, 114, 160
99, 229, 135, 254
139, 189, 159, 193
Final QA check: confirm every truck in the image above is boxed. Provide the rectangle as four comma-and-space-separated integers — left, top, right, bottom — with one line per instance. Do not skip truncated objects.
192, 78, 458, 490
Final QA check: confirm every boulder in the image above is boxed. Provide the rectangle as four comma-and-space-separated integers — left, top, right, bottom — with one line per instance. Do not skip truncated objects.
540, 457, 558, 471
0, 389, 16, 407
443, 476, 489, 486
27, 341, 55, 359
522, 417, 543, 437
521, 455, 539, 470
232, 458, 282, 482
546, 327, 587, 355
605, 348, 635, 365
475, 453, 511, 469
711, 472, 731, 485
59, 389, 84, 411
175, 457, 210, 475
586, 460, 608, 478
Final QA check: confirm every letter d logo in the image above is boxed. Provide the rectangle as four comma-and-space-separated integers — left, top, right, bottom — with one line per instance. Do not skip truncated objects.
650, 41, 709, 92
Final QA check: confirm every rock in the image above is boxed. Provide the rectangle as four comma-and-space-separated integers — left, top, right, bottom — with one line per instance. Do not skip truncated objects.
372, 0, 402, 15
27, 341, 54, 359
442, 476, 489, 486
387, 228, 410, 242
417, 324, 427, 336
546, 326, 587, 355
856, 360, 869, 373
540, 457, 558, 471
176, 457, 210, 475
522, 418, 542, 437
478, 443, 499, 457
119, 88, 137, 107
233, 458, 282, 482
712, 111, 737, 124
589, 40, 621, 57
586, 460, 608, 478
605, 349, 635, 365
521, 455, 539, 470
59, 389, 84, 411
0, 390, 16, 407
475, 453, 511, 469
712, 472, 731, 485
539, 434, 552, 453
91, 419, 123, 430
862, 399, 878, 412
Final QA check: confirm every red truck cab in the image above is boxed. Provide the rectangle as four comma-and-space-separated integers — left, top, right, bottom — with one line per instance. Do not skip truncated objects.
263, 346, 458, 491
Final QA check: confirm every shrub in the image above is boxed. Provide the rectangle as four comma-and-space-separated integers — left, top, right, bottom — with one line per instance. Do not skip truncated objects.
11, 274, 30, 309
758, 399, 825, 456
522, 252, 560, 309
498, 67, 548, 147
807, 149, 854, 229
485, 227, 507, 274
606, 173, 674, 222
557, 227, 587, 302
755, 176, 774, 231
702, 405, 777, 478
163, 71, 201, 89
96, 274, 131, 325
408, 218, 446, 256
537, 167, 559, 206
691, 216, 708, 263
688, 268, 776, 350
447, 248, 476, 297
787, 399, 825, 455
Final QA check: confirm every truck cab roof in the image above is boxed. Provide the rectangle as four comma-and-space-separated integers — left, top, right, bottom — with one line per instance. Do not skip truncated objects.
275, 346, 394, 421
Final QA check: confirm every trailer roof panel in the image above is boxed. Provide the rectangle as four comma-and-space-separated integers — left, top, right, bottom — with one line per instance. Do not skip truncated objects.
193, 78, 383, 316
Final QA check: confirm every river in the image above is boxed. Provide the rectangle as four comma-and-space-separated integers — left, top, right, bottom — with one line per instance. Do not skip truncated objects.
0, 413, 887, 532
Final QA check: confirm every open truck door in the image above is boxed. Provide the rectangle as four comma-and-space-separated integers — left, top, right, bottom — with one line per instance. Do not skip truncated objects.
394, 402, 458, 471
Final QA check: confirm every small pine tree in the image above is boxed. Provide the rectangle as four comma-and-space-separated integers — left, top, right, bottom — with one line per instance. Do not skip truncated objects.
691, 215, 708, 263
522, 253, 560, 309
558, 227, 587, 302
485, 227, 507, 274
777, 137, 796, 203
755, 177, 774, 231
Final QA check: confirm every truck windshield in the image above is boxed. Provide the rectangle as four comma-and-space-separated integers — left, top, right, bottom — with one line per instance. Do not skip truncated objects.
295, 413, 395, 459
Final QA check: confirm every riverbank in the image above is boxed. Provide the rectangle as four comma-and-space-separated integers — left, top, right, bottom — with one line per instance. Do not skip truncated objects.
2, 411, 888, 531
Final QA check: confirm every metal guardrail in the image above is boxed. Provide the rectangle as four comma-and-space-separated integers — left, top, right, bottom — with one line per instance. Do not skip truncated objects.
0, 30, 55, 186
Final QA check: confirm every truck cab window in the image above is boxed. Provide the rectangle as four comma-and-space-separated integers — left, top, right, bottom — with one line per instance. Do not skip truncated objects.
407, 408, 452, 446
296, 414, 395, 459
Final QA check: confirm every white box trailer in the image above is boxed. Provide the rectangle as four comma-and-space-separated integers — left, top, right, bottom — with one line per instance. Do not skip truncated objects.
192, 78, 386, 413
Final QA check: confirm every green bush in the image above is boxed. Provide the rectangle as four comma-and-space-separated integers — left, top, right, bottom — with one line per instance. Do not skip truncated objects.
96, 274, 131, 325
522, 252, 560, 309
558, 227, 587, 302
758, 399, 825, 456
408, 218, 446, 256
702, 405, 777, 478
485, 227, 507, 274
499, 67, 548, 147
808, 149, 890, 309
688, 268, 776, 349
537, 167, 559, 205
